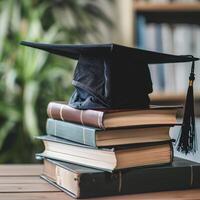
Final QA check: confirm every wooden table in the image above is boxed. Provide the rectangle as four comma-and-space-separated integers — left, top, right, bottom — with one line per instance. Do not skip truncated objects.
0, 165, 200, 200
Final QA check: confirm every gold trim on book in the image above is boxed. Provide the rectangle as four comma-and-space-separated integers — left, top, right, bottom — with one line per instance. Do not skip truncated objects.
49, 103, 53, 118
98, 112, 104, 128
80, 110, 84, 126
60, 105, 64, 121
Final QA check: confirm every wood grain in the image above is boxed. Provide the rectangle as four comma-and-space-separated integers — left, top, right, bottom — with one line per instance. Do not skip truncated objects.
0, 192, 72, 200
95, 189, 200, 200
1, 189, 200, 200
0, 164, 200, 200
0, 183, 59, 193
0, 176, 45, 184
0, 164, 42, 176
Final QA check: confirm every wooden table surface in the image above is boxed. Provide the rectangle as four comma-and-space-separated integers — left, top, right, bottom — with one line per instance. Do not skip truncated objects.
0, 164, 200, 200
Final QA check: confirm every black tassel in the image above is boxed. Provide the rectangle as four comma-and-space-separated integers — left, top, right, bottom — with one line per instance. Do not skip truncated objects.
176, 60, 196, 154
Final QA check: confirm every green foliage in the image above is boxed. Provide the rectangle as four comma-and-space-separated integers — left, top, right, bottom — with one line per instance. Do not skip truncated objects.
0, 0, 112, 163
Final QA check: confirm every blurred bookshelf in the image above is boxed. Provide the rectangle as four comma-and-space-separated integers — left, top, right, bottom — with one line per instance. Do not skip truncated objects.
150, 92, 200, 117
150, 92, 200, 103
133, 2, 200, 24
133, 0, 200, 105
134, 2, 200, 11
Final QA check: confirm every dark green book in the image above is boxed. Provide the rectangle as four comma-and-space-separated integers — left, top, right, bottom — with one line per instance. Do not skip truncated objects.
41, 157, 200, 199
46, 118, 172, 147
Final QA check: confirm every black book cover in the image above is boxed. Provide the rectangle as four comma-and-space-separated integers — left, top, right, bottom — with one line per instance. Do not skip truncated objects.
41, 157, 200, 198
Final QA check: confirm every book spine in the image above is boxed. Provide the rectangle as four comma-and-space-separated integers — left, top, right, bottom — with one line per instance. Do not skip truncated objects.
136, 15, 146, 48
173, 25, 192, 93
46, 118, 97, 147
155, 24, 165, 91
146, 23, 161, 92
47, 102, 104, 128
78, 164, 200, 198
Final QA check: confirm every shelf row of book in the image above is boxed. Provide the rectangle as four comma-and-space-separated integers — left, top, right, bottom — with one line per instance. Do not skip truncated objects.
36, 102, 200, 198
136, 19, 200, 93
135, 0, 199, 3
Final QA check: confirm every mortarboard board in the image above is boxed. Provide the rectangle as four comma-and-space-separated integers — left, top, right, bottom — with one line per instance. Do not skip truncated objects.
20, 41, 199, 154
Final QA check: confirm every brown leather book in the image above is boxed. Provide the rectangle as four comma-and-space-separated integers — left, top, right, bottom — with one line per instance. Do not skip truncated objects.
47, 102, 181, 129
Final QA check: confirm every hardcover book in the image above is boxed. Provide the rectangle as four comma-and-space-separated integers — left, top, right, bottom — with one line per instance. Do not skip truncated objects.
47, 102, 181, 129
46, 118, 173, 147
41, 157, 200, 198
36, 135, 173, 172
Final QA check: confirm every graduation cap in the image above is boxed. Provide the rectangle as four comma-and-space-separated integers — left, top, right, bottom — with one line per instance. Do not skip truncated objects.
20, 41, 199, 154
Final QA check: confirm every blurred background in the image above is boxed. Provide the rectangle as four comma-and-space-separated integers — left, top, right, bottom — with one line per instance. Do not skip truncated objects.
0, 0, 200, 163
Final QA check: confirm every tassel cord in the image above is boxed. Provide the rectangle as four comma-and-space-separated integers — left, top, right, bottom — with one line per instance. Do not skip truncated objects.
177, 59, 196, 154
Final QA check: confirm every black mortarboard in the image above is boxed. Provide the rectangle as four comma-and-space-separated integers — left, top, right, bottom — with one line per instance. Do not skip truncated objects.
20, 41, 199, 154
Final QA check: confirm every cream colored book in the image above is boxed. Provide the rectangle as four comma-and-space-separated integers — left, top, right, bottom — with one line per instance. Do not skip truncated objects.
37, 135, 173, 172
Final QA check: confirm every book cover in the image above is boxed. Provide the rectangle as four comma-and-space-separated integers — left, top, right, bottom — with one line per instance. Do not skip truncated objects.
46, 118, 97, 147
41, 157, 200, 198
36, 135, 173, 171
47, 102, 181, 129
46, 118, 173, 147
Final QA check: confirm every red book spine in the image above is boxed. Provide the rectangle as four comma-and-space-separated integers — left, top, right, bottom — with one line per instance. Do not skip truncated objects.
47, 102, 104, 128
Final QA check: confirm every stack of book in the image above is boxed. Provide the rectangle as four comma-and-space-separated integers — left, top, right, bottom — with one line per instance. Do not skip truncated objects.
36, 101, 200, 198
